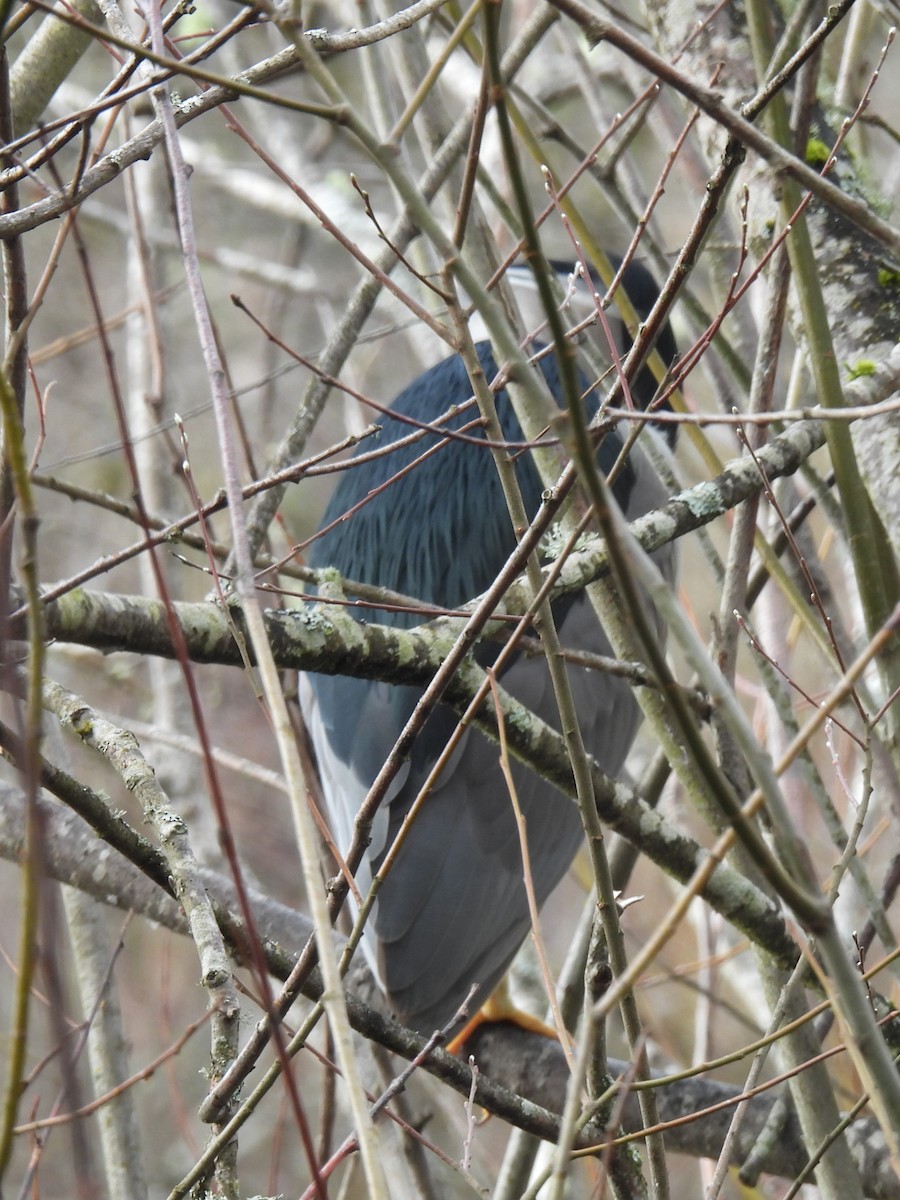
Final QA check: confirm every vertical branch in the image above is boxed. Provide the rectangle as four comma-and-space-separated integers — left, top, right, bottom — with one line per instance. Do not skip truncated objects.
143, 5, 387, 1197
0, 45, 45, 1182
62, 893, 148, 1200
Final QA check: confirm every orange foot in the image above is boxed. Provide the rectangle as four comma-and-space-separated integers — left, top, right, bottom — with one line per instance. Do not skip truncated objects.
446, 987, 559, 1055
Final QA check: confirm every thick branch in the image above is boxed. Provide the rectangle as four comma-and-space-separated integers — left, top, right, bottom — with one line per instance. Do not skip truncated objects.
34, 413, 830, 668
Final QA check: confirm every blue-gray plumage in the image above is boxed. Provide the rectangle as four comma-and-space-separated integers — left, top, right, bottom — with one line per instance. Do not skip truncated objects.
301, 259, 677, 1034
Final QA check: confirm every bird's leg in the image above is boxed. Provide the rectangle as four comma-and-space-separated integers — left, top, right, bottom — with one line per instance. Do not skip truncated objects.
445, 977, 558, 1055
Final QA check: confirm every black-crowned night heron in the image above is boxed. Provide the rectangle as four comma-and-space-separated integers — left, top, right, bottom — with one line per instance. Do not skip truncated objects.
300, 258, 677, 1036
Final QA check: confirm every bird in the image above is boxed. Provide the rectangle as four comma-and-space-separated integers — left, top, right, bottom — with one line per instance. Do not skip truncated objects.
299, 255, 678, 1037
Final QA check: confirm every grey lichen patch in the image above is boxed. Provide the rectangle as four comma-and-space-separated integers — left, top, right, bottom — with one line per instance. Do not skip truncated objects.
286, 604, 348, 654
498, 696, 537, 742
285, 604, 332, 633
679, 479, 725, 519
540, 521, 590, 561
284, 594, 369, 666
156, 810, 188, 843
